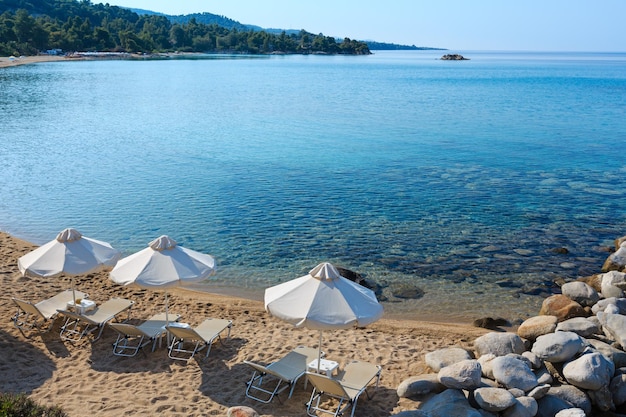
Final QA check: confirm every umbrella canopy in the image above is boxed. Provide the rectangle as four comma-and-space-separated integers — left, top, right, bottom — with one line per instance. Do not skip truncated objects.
110, 235, 216, 322
18, 228, 121, 277
264, 262, 383, 367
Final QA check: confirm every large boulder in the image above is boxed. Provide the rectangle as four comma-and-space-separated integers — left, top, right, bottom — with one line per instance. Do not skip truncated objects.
531, 331, 585, 363
438, 360, 482, 390
397, 374, 445, 399
539, 295, 586, 321
561, 281, 600, 307
562, 351, 615, 390
548, 385, 592, 415
491, 356, 538, 392
517, 315, 557, 341
473, 387, 516, 412
610, 373, 626, 406
587, 338, 626, 368
502, 396, 538, 417
555, 317, 600, 337
420, 389, 483, 417
474, 332, 525, 357
601, 312, 626, 349
602, 239, 626, 272
425, 347, 472, 372
601, 270, 626, 298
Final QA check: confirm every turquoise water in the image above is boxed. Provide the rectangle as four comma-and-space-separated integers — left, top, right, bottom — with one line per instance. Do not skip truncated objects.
1, 51, 625, 322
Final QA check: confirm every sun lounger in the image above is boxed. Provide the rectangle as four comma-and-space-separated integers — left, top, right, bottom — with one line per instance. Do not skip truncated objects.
244, 346, 323, 404
305, 360, 382, 417
57, 297, 134, 343
11, 289, 88, 336
165, 317, 232, 361
109, 312, 182, 357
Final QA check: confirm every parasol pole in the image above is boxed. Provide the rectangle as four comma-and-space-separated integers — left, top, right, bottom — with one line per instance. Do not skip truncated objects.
317, 330, 323, 372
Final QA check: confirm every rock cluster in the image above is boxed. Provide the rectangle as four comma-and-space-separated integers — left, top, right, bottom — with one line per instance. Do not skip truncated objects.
441, 54, 469, 60
397, 235, 626, 416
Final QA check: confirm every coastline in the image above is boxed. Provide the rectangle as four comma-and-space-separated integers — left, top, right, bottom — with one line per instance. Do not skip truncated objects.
0, 55, 69, 68
0, 231, 489, 416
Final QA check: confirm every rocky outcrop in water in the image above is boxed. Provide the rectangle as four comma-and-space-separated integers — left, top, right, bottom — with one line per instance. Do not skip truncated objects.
396, 235, 626, 416
441, 54, 469, 60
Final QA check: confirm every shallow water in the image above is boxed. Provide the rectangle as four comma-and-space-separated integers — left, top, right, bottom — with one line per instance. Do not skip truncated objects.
1, 51, 625, 322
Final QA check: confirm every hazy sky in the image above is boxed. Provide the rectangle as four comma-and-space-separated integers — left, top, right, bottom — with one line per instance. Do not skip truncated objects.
109, 1, 625, 51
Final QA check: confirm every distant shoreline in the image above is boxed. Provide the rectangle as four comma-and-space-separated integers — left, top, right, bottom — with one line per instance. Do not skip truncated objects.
0, 55, 69, 68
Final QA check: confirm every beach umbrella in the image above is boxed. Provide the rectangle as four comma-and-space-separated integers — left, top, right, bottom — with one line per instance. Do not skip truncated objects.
264, 262, 383, 369
18, 227, 122, 302
109, 235, 216, 323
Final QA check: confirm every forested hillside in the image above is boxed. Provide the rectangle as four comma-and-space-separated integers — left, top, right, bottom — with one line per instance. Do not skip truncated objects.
0, 0, 371, 56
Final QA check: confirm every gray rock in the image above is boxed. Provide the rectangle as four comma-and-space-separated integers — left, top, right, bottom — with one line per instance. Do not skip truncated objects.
561, 281, 600, 307
610, 373, 626, 406
521, 351, 542, 369
473, 387, 516, 412
508, 388, 525, 398
534, 366, 554, 385
438, 360, 482, 390
474, 332, 526, 357
548, 385, 592, 416
527, 383, 551, 399
531, 331, 585, 363
556, 317, 600, 337
535, 395, 574, 417
491, 356, 538, 391
591, 297, 626, 315
587, 384, 614, 412
602, 313, 626, 349
392, 411, 432, 417
226, 406, 259, 417
397, 374, 445, 399
477, 353, 496, 379
501, 396, 538, 417
563, 350, 615, 390
601, 271, 626, 298
554, 409, 586, 417
602, 241, 626, 272
587, 338, 626, 368
420, 389, 484, 417
425, 347, 472, 372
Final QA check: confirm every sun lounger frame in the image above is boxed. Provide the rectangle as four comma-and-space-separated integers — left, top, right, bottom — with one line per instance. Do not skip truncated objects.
57, 297, 134, 343
11, 289, 88, 336
109, 313, 181, 357
244, 345, 323, 404
305, 360, 382, 417
165, 318, 232, 361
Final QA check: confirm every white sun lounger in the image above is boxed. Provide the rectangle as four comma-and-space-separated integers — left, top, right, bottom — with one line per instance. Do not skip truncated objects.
109, 312, 182, 357
244, 345, 323, 404
11, 289, 88, 336
165, 317, 232, 361
305, 360, 382, 417
57, 297, 134, 343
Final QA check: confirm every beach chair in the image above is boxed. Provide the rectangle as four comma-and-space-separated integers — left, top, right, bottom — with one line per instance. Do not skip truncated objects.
165, 317, 232, 361
305, 360, 382, 417
57, 297, 134, 343
11, 289, 88, 336
109, 312, 182, 357
244, 346, 322, 404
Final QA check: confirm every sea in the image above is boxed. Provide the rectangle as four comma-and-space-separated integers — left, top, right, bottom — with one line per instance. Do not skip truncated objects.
1, 50, 625, 323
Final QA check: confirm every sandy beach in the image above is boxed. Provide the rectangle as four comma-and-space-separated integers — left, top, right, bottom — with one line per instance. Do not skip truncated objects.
0, 55, 69, 68
0, 231, 490, 416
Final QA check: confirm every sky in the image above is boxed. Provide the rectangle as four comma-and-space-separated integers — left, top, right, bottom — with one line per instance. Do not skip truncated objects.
109, 0, 625, 52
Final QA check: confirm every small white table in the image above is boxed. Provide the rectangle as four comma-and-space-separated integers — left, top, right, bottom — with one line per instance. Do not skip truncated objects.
66, 299, 96, 314
308, 358, 339, 377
